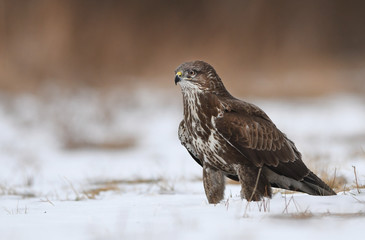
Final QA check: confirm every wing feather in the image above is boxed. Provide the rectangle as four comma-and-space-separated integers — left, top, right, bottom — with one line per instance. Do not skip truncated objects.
215, 101, 313, 181
214, 105, 296, 168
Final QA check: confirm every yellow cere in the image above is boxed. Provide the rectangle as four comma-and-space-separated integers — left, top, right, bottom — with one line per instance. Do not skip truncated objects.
176, 71, 182, 77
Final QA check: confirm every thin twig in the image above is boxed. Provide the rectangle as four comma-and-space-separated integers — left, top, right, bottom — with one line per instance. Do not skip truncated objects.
282, 195, 292, 214
40, 197, 55, 206
225, 198, 230, 210
352, 166, 360, 194
283, 192, 288, 214
243, 167, 263, 217
291, 196, 300, 212
64, 177, 83, 200
282, 195, 299, 214
351, 195, 365, 204
249, 167, 262, 202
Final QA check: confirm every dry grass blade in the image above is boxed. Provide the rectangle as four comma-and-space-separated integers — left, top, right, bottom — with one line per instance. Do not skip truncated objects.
282, 195, 300, 214
3, 201, 28, 215
63, 138, 137, 151
40, 197, 55, 206
248, 167, 262, 202
0, 184, 37, 198
93, 178, 163, 186
351, 195, 365, 204
272, 211, 365, 220
257, 197, 270, 213
224, 198, 230, 210
352, 166, 361, 194
243, 167, 264, 217
330, 168, 337, 189
285, 209, 314, 220
83, 185, 120, 199
64, 177, 86, 201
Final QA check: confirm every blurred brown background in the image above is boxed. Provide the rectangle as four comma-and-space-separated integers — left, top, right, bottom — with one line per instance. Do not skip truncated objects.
1, 0, 365, 97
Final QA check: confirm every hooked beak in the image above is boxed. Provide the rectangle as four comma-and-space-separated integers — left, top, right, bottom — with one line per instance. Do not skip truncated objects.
175, 71, 182, 85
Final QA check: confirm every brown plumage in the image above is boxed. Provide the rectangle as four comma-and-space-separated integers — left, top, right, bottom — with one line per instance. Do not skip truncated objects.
175, 60, 336, 204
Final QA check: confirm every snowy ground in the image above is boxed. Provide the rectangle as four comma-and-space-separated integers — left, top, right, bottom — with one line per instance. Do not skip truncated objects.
0, 88, 364, 240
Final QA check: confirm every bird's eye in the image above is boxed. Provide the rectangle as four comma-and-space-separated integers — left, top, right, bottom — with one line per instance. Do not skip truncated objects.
189, 70, 196, 76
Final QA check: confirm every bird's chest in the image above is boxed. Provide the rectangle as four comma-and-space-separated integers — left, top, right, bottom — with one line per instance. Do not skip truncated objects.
189, 119, 233, 172
183, 95, 233, 172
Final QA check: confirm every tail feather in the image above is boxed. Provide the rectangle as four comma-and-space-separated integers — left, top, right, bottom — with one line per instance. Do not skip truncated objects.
265, 168, 336, 196
301, 171, 337, 196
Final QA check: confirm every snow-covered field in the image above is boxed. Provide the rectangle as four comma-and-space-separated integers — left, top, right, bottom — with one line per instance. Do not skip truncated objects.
0, 88, 364, 240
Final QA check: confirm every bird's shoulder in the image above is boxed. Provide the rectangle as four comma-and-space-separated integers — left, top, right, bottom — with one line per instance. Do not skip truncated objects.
218, 96, 273, 123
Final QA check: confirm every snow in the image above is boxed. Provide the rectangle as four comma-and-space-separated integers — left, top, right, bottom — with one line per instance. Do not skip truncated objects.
0, 89, 364, 240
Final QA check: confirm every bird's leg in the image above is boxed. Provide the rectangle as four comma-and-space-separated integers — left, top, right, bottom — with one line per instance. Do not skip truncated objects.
235, 164, 272, 201
202, 163, 225, 204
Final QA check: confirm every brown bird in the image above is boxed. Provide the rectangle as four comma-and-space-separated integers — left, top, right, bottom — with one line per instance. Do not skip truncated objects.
175, 60, 336, 204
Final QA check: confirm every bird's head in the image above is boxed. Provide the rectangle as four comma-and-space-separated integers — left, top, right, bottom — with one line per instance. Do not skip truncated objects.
174, 60, 225, 93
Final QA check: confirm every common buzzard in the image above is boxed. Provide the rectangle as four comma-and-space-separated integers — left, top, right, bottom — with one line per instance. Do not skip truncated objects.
175, 60, 336, 204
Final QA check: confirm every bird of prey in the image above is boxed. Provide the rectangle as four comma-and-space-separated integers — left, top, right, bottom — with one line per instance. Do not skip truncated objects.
175, 60, 336, 204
